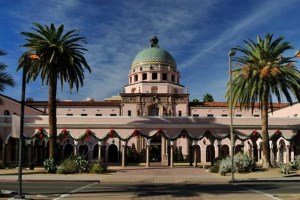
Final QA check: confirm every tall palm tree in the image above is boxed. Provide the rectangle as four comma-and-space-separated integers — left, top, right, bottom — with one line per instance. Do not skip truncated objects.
0, 50, 15, 104
227, 33, 300, 168
18, 23, 91, 161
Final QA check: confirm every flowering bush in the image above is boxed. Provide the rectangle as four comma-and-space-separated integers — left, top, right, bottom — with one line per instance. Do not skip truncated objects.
43, 158, 57, 173
75, 156, 90, 173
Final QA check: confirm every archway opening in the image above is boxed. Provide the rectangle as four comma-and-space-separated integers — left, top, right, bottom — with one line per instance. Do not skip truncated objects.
93, 144, 99, 160
206, 145, 215, 162
150, 134, 161, 162
220, 145, 229, 158
78, 144, 88, 159
235, 145, 243, 154
64, 144, 74, 159
108, 144, 118, 162
148, 104, 159, 116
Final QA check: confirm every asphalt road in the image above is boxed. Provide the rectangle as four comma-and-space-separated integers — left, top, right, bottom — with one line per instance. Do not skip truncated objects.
1, 181, 300, 200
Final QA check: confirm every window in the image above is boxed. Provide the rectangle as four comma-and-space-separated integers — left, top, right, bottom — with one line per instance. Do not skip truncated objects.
128, 110, 132, 116
207, 114, 214, 117
3, 110, 10, 115
178, 111, 182, 116
142, 73, 147, 80
294, 114, 298, 117
236, 114, 242, 117
66, 114, 73, 116
81, 114, 88, 116
96, 114, 102, 116
129, 77, 132, 84
254, 114, 259, 117
134, 75, 138, 82
171, 75, 175, 82
151, 86, 158, 93
221, 114, 228, 117
152, 72, 157, 80
193, 114, 199, 117
110, 114, 117, 116
162, 73, 167, 81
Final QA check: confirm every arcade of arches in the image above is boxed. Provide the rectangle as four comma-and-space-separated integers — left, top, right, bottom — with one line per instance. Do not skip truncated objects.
1, 129, 300, 168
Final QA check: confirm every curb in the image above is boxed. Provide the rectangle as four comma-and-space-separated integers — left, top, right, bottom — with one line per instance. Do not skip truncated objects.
0, 179, 100, 183
229, 179, 300, 183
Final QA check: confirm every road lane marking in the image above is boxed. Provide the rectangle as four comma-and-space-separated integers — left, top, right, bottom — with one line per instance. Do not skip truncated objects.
234, 184, 283, 200
53, 182, 98, 200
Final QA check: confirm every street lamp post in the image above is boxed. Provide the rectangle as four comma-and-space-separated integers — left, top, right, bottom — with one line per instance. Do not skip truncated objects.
228, 49, 236, 182
17, 53, 28, 199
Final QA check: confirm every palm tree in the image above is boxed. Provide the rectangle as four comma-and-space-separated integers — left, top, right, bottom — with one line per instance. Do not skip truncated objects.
0, 50, 15, 104
203, 93, 214, 102
18, 23, 91, 161
227, 33, 300, 168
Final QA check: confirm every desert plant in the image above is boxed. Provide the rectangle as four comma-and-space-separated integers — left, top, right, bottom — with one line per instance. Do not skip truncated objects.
57, 158, 78, 174
90, 163, 107, 174
234, 153, 254, 173
279, 162, 292, 174
219, 157, 234, 176
292, 155, 300, 170
43, 158, 57, 173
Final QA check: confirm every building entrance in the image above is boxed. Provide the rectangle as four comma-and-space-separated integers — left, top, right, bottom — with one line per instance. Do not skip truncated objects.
150, 134, 161, 162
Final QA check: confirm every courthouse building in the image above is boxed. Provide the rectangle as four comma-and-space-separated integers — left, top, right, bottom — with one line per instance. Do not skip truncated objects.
0, 37, 300, 167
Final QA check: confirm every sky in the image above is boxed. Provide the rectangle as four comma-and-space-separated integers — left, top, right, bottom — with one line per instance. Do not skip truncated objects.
1, 0, 300, 102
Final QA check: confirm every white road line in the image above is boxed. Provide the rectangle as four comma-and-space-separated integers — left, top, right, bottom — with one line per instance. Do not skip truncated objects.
53, 182, 98, 200
235, 184, 283, 200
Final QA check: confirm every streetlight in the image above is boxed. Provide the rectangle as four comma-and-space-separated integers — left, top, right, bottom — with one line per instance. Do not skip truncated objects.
228, 48, 236, 182
16, 52, 39, 199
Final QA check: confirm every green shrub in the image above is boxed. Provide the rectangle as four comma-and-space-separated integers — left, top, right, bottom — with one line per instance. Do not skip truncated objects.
209, 164, 220, 173
90, 163, 107, 174
75, 156, 90, 173
219, 153, 254, 175
279, 162, 292, 174
292, 155, 300, 170
57, 158, 78, 174
43, 158, 57, 173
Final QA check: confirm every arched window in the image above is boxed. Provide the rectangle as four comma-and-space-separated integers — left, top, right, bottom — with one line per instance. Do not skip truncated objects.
151, 86, 158, 93
148, 104, 159, 116
173, 88, 178, 94
3, 110, 10, 115
131, 88, 136, 93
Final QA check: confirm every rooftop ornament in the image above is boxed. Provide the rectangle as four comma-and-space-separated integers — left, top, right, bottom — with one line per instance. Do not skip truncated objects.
150, 36, 159, 48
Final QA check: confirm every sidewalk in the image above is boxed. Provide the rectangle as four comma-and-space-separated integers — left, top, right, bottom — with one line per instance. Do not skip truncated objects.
1, 166, 300, 184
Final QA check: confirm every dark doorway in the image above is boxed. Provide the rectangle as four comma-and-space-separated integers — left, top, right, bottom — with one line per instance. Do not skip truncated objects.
206, 145, 215, 162
64, 144, 74, 159
108, 144, 118, 162
79, 144, 88, 159
150, 134, 161, 162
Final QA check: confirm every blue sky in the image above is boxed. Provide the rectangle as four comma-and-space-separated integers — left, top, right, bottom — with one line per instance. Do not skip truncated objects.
1, 0, 300, 102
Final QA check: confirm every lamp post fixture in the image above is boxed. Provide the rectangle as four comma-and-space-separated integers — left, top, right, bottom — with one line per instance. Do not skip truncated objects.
228, 48, 236, 182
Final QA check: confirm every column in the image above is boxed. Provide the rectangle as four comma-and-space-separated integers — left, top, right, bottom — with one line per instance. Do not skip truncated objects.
74, 141, 78, 156
215, 145, 220, 158
146, 139, 150, 168
98, 141, 102, 163
201, 146, 206, 165
276, 149, 280, 163
161, 136, 165, 163
193, 146, 197, 167
170, 141, 174, 168
291, 146, 295, 162
3, 143, 7, 166
285, 146, 290, 163
257, 148, 261, 162
121, 141, 126, 167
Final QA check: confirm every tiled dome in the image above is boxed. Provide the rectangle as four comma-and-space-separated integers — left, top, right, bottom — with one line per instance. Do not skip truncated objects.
131, 36, 176, 68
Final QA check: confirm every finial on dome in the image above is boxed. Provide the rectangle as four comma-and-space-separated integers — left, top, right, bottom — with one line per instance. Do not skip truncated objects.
150, 36, 159, 47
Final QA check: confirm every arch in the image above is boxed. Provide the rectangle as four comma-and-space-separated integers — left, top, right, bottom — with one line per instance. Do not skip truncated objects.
206, 145, 215, 162
64, 144, 74, 159
235, 145, 243, 154
33, 140, 48, 165
3, 110, 10, 115
7, 137, 18, 164
151, 86, 158, 93
278, 139, 286, 163
194, 145, 201, 162
78, 144, 89, 159
148, 104, 159, 116
131, 88, 136, 93
108, 144, 118, 162
219, 145, 229, 158
93, 144, 99, 160
292, 132, 300, 156
150, 134, 161, 162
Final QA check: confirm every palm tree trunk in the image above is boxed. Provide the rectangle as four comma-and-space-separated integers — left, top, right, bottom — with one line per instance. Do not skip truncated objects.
261, 100, 271, 168
48, 73, 57, 161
